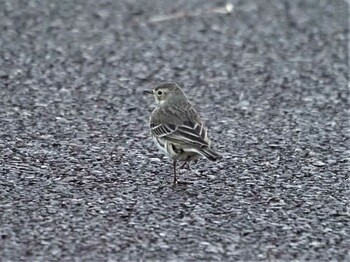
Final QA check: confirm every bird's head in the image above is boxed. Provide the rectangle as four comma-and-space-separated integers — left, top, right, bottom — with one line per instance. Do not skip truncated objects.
144, 82, 186, 105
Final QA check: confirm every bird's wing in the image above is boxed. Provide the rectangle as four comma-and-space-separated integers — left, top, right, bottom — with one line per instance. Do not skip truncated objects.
150, 121, 209, 147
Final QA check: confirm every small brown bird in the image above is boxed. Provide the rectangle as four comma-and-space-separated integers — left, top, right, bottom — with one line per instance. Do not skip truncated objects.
145, 82, 222, 184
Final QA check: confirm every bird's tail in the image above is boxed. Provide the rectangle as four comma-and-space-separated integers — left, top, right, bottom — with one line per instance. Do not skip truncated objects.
198, 147, 223, 161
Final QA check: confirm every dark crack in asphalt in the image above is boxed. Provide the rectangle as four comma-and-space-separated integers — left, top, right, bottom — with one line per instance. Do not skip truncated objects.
0, 0, 349, 261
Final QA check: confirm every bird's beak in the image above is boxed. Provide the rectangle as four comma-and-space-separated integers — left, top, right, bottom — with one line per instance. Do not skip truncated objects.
143, 90, 153, 95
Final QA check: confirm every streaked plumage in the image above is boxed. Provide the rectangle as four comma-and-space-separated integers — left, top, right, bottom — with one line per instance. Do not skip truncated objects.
145, 82, 222, 183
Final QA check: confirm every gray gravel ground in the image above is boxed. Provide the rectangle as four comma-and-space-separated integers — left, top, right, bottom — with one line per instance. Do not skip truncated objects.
0, 0, 349, 261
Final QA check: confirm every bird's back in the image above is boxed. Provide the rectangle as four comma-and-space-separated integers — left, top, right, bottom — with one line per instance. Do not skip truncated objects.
151, 99, 202, 126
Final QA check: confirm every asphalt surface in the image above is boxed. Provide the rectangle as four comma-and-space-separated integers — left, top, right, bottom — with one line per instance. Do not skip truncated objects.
0, 0, 349, 261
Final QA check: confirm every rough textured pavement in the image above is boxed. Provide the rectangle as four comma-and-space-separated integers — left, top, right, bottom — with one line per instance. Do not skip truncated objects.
0, 0, 349, 261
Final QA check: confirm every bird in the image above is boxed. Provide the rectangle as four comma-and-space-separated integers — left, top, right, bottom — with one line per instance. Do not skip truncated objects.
144, 82, 222, 184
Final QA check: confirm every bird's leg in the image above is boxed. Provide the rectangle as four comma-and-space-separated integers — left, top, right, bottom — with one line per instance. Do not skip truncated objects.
179, 161, 188, 170
173, 160, 178, 184
173, 160, 193, 185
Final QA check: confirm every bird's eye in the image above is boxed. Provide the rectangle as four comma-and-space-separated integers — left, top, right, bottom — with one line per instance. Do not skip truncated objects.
157, 91, 163, 96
